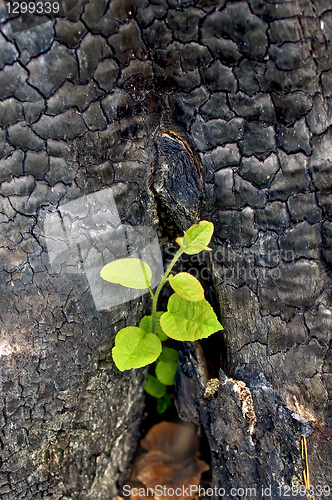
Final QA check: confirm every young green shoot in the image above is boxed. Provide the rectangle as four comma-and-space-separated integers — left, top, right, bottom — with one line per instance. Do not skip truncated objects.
100, 221, 223, 412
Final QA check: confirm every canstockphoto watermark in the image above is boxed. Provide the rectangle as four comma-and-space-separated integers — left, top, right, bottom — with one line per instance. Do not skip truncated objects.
123, 484, 261, 497
43, 188, 163, 311
4, 0, 80, 33
123, 484, 327, 497
165, 244, 294, 284
43, 187, 288, 310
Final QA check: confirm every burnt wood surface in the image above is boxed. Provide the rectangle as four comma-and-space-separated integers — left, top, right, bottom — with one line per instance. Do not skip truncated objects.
0, 0, 332, 498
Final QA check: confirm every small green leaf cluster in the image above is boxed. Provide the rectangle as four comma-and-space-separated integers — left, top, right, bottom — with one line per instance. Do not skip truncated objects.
100, 221, 223, 411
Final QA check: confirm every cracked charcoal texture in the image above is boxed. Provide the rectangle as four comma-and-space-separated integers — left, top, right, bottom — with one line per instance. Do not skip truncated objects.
1, 0, 332, 499
175, 344, 315, 499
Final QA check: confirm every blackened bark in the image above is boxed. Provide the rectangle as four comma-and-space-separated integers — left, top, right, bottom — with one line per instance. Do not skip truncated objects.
1, 0, 332, 498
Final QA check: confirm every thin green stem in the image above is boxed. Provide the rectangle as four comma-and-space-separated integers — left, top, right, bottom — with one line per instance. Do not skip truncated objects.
151, 248, 183, 334
139, 258, 154, 300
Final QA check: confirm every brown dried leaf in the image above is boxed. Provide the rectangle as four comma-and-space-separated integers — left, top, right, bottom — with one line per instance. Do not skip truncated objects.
140, 421, 199, 460
136, 450, 209, 500
131, 422, 209, 500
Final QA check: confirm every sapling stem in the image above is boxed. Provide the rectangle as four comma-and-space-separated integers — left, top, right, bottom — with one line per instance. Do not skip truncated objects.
151, 248, 183, 334
140, 259, 154, 300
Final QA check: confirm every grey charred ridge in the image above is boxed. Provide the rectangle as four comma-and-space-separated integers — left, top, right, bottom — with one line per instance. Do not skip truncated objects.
149, 130, 204, 233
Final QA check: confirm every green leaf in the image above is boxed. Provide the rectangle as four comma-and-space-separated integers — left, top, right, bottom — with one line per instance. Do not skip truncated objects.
144, 374, 166, 398
156, 347, 179, 385
100, 258, 152, 289
112, 327, 161, 371
157, 394, 172, 414
169, 272, 204, 302
176, 221, 214, 255
139, 312, 168, 341
160, 294, 223, 341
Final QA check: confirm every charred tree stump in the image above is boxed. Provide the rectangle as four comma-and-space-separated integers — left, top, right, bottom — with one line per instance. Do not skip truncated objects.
0, 0, 332, 498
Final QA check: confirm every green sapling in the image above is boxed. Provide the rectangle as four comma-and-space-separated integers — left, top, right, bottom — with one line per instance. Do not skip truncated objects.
100, 221, 223, 409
